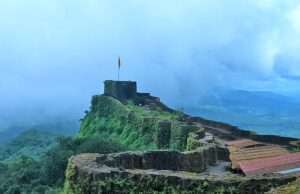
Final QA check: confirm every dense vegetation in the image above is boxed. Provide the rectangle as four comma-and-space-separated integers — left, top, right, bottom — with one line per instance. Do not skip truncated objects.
79, 95, 191, 151
0, 119, 79, 145
3, 92, 300, 193
0, 95, 192, 193
268, 179, 300, 194
0, 130, 126, 194
0, 130, 58, 161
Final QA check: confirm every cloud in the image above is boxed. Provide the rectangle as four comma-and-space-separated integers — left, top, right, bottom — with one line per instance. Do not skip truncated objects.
1, 0, 300, 125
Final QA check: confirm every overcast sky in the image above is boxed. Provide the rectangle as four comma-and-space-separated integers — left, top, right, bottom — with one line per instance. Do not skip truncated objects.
1, 0, 300, 125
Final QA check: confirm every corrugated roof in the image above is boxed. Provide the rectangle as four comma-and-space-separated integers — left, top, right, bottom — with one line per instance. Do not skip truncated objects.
226, 139, 258, 148
239, 152, 300, 176
227, 139, 289, 170
230, 148, 288, 169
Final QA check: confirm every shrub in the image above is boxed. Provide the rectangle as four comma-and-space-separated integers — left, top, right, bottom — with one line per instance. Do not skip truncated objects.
76, 137, 125, 154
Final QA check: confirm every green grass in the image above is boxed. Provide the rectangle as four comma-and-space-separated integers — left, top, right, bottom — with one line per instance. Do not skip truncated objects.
268, 179, 300, 194
78, 95, 190, 151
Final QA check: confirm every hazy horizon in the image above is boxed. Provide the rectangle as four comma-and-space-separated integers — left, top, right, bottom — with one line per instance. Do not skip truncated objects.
2, 1, 300, 135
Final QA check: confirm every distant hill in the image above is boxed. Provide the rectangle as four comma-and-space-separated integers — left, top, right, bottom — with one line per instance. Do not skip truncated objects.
0, 130, 58, 162
0, 127, 26, 145
0, 119, 79, 144
186, 89, 300, 137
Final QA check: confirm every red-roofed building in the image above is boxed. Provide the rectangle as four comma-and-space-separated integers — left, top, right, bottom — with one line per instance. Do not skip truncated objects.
239, 152, 300, 176
226, 139, 289, 169
226, 139, 258, 147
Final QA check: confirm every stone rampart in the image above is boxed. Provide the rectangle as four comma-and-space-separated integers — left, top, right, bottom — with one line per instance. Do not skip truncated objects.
95, 147, 217, 173
104, 80, 137, 100
65, 153, 295, 194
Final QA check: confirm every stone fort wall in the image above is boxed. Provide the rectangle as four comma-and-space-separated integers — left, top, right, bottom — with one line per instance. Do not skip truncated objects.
104, 80, 137, 100
65, 150, 294, 194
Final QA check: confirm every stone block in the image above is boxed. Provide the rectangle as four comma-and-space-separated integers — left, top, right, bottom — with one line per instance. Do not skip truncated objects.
104, 80, 137, 100
156, 121, 171, 149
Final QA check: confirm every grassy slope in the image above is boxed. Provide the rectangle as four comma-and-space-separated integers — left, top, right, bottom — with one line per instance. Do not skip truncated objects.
78, 95, 190, 150
268, 179, 300, 194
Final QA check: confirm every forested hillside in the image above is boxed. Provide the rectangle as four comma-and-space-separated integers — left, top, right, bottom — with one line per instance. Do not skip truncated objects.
0, 129, 125, 194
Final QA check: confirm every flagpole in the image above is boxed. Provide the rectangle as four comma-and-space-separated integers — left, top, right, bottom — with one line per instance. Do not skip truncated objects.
118, 57, 121, 81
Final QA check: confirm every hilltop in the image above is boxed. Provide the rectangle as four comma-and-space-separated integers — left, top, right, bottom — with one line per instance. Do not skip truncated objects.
64, 80, 300, 194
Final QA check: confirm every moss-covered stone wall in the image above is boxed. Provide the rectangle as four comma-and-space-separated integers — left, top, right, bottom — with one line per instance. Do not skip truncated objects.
95, 147, 217, 173
104, 80, 137, 100
64, 153, 295, 194
79, 95, 203, 151
68, 84, 298, 194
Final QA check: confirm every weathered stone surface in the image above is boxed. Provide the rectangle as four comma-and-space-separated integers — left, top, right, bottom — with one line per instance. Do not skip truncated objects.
96, 147, 217, 173
189, 116, 299, 148
75, 80, 300, 194
186, 129, 207, 151
142, 150, 179, 170
104, 80, 137, 100
216, 146, 230, 161
65, 153, 296, 194
171, 124, 199, 150
156, 121, 171, 149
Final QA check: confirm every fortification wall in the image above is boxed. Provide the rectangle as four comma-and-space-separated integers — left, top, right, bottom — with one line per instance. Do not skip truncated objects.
95, 147, 217, 173
104, 80, 137, 100
64, 153, 295, 194
188, 116, 298, 147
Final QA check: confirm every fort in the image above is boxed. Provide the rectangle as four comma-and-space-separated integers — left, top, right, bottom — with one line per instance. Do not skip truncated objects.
104, 80, 138, 100
67, 80, 300, 194
66, 152, 294, 194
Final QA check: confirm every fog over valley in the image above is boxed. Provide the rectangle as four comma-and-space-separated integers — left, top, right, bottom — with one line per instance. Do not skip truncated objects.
3, 1, 300, 194
1, 0, 300, 137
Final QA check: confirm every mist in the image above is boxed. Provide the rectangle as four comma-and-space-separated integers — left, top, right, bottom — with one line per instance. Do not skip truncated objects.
1, 0, 300, 129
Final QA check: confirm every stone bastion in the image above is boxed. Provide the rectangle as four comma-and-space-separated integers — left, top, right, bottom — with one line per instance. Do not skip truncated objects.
64, 146, 295, 194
